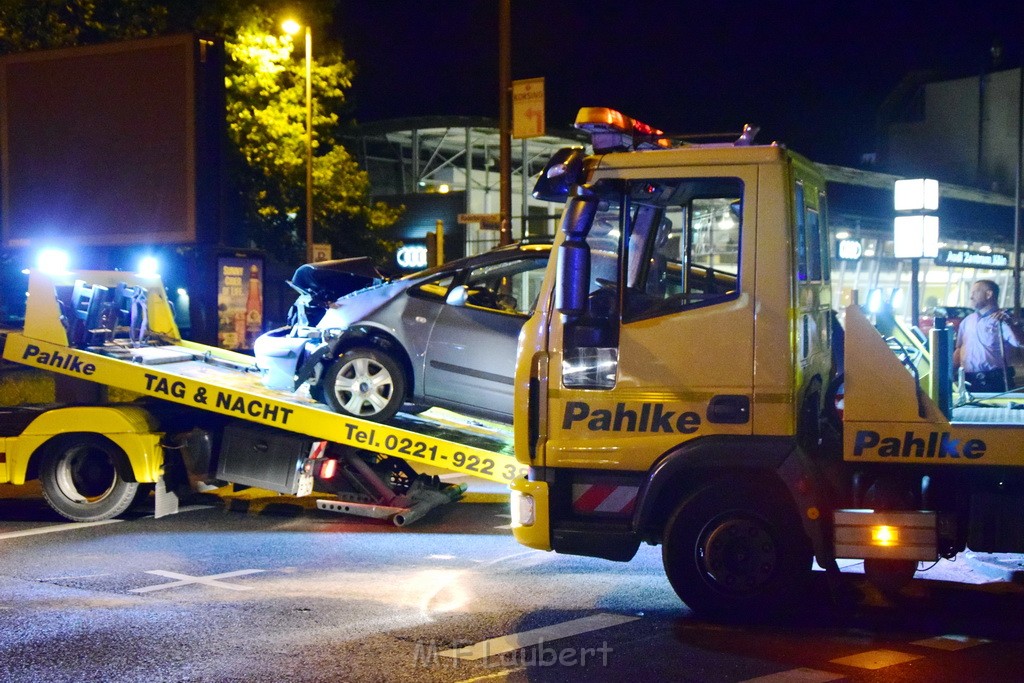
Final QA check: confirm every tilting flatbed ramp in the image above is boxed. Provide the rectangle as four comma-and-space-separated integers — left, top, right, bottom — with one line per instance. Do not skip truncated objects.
2, 269, 525, 485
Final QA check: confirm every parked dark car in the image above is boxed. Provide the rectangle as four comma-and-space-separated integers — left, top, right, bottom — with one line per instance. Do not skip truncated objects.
255, 243, 552, 423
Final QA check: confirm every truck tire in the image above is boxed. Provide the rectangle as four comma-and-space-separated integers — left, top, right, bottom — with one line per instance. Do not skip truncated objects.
662, 483, 811, 619
38, 436, 139, 522
322, 347, 406, 422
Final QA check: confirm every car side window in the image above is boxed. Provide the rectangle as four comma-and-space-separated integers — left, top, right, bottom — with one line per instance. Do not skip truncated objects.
462, 256, 548, 315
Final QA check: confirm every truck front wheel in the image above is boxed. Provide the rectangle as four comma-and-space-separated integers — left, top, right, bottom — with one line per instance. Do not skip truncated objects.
39, 437, 139, 522
662, 484, 811, 619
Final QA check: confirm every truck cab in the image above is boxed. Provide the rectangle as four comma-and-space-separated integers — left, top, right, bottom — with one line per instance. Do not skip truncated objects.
512, 108, 836, 615
512, 107, 1024, 619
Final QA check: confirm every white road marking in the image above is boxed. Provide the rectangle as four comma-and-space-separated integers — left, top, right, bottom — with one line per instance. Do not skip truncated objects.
129, 569, 266, 593
830, 649, 921, 669
40, 573, 112, 581
739, 668, 844, 683
0, 504, 213, 541
453, 669, 520, 683
438, 613, 639, 660
0, 519, 122, 539
913, 634, 990, 650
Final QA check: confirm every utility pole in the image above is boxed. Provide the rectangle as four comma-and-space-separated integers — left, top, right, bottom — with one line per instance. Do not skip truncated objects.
1015, 63, 1023, 317
498, 0, 512, 246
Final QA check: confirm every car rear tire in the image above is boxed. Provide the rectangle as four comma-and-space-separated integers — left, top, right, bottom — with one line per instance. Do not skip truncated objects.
323, 347, 406, 422
38, 436, 139, 522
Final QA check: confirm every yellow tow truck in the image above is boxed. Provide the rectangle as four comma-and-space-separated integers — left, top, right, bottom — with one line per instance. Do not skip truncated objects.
1, 268, 525, 524
509, 107, 1024, 616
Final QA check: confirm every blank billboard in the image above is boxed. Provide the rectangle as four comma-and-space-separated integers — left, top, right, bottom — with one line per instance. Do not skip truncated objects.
1, 34, 222, 248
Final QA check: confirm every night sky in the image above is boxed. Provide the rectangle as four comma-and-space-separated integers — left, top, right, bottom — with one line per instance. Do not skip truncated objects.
335, 1, 1024, 166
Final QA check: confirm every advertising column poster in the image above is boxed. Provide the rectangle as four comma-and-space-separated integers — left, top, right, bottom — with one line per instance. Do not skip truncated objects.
217, 255, 263, 350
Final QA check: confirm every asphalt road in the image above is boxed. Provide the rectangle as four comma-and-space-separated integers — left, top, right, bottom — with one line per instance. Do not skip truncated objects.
2, 483, 1024, 683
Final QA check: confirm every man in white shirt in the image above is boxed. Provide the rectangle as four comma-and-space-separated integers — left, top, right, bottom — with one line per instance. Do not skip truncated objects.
953, 280, 1024, 392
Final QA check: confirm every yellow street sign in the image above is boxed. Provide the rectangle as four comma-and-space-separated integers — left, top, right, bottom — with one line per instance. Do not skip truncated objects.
512, 77, 545, 139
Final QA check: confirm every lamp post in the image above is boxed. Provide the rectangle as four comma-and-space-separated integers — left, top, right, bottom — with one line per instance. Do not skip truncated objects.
283, 19, 314, 262
894, 178, 940, 328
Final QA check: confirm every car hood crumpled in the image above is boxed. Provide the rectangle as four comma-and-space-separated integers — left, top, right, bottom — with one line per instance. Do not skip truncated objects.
316, 279, 418, 331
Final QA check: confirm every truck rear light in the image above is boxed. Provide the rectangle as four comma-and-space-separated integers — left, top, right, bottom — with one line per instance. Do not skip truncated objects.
319, 458, 338, 480
871, 525, 898, 546
833, 509, 936, 561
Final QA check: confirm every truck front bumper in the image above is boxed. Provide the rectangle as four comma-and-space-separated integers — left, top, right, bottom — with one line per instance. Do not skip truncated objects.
511, 478, 551, 551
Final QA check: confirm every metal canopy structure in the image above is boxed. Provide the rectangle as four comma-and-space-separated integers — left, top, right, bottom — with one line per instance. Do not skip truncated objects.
342, 117, 585, 250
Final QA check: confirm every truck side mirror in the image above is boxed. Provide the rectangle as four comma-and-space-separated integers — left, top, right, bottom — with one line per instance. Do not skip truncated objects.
556, 240, 590, 316
555, 195, 599, 318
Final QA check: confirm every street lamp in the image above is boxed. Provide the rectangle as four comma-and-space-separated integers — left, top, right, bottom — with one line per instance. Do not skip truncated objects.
283, 18, 314, 263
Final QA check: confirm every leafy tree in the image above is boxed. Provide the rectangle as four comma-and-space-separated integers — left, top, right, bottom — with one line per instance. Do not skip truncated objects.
201, 2, 400, 261
0, 0, 400, 264
0, 0, 168, 51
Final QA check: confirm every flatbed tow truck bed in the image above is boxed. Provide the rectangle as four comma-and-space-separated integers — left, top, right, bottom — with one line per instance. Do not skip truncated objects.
2, 334, 523, 485
0, 269, 524, 525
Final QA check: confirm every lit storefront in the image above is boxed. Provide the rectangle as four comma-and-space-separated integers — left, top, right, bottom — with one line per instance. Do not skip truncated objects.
828, 175, 1018, 321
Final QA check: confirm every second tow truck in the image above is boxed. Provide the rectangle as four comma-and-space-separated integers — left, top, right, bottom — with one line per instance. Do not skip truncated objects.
1, 268, 526, 524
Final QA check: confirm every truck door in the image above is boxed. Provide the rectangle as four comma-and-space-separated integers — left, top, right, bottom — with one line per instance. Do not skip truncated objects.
544, 169, 757, 471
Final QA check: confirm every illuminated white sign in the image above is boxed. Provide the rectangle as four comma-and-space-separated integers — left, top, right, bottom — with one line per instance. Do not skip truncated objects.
893, 215, 939, 258
396, 245, 428, 269
836, 239, 862, 261
894, 178, 939, 211
935, 248, 1010, 269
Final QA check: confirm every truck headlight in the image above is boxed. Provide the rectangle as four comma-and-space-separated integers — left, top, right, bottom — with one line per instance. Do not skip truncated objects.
510, 489, 535, 527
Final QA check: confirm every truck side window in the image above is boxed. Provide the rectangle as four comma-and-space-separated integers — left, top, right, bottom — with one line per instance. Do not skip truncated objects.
805, 208, 822, 281
816, 190, 832, 282
622, 178, 742, 322
795, 183, 808, 281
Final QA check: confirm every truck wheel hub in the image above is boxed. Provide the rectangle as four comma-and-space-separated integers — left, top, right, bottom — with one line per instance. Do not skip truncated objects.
699, 517, 776, 591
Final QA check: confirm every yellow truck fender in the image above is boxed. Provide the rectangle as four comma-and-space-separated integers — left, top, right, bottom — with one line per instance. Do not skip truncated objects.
5, 405, 163, 485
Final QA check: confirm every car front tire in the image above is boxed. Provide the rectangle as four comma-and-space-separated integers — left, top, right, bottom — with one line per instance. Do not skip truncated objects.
322, 347, 406, 422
